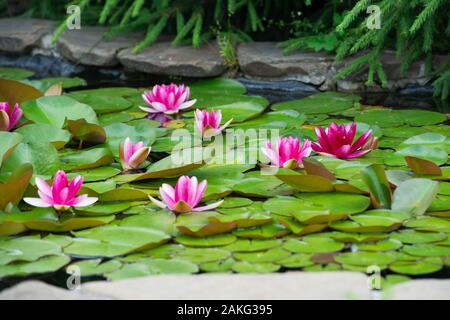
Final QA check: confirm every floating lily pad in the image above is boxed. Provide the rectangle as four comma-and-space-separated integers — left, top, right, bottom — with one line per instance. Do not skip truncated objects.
233, 222, 289, 239
199, 258, 235, 272
231, 261, 280, 273
390, 230, 447, 244
175, 234, 237, 247
22, 96, 98, 128
0, 67, 34, 80
67, 259, 122, 276
272, 92, 359, 114
233, 248, 290, 263
402, 244, 450, 257
0, 254, 70, 278
221, 239, 282, 252
1, 142, 60, 176
279, 253, 314, 268
60, 147, 114, 170
0, 132, 22, 167
356, 239, 402, 252
106, 258, 198, 280
15, 124, 71, 150
389, 260, 442, 275
176, 248, 230, 263
283, 237, 345, 253
0, 238, 61, 265
334, 252, 396, 266
391, 178, 439, 216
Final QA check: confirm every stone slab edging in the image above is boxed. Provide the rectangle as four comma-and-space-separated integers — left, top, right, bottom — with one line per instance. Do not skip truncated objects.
1, 272, 449, 300
0, 17, 445, 91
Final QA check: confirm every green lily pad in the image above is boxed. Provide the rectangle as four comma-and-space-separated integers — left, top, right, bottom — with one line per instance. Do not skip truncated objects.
233, 248, 290, 263
119, 211, 176, 235
283, 237, 345, 253
22, 96, 98, 128
67, 88, 136, 114
75, 202, 131, 216
402, 244, 450, 257
391, 178, 439, 216
405, 216, 450, 233
0, 132, 22, 167
279, 253, 314, 268
67, 259, 122, 276
0, 254, 70, 278
390, 230, 447, 244
0, 163, 32, 210
25, 214, 115, 233
176, 248, 230, 263
199, 258, 235, 273
231, 261, 280, 273
0, 238, 61, 265
221, 239, 282, 252
106, 258, 198, 280
0, 67, 34, 80
1, 142, 60, 176
15, 124, 71, 150
396, 109, 446, 126
175, 234, 237, 247
330, 232, 389, 243
389, 260, 442, 275
60, 146, 114, 170
233, 222, 289, 239
272, 92, 359, 114
334, 252, 396, 266
356, 239, 402, 252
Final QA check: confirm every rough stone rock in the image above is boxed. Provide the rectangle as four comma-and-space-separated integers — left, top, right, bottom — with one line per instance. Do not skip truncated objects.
335, 50, 446, 91
57, 27, 141, 67
237, 42, 334, 86
388, 279, 450, 300
0, 18, 54, 53
0, 280, 110, 300
83, 272, 371, 300
118, 42, 226, 77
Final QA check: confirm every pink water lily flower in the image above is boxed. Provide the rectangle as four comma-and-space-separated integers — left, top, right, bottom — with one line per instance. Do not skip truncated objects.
195, 109, 232, 138
311, 122, 377, 159
261, 136, 312, 169
149, 176, 223, 214
24, 170, 98, 212
119, 137, 151, 171
140, 84, 196, 115
0, 102, 22, 131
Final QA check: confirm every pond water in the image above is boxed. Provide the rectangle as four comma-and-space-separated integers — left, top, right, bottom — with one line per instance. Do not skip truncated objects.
0, 54, 449, 291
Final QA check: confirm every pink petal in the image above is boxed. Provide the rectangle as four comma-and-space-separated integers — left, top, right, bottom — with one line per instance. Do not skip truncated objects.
187, 176, 199, 207
149, 195, 168, 209
192, 199, 224, 212
152, 102, 169, 113
174, 176, 190, 203
35, 177, 52, 198
347, 149, 372, 159
178, 99, 196, 110
350, 130, 373, 153
160, 184, 176, 208
73, 195, 98, 207
23, 197, 52, 208
192, 179, 207, 208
